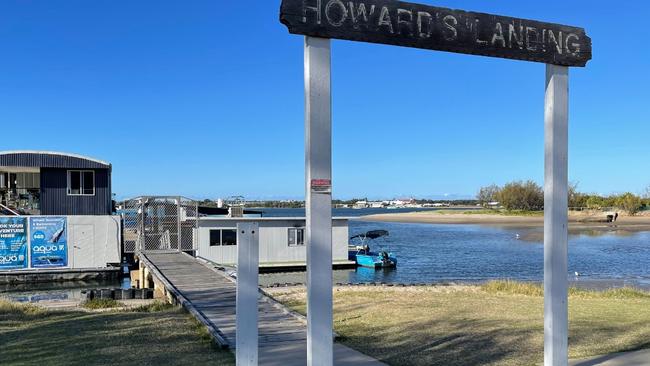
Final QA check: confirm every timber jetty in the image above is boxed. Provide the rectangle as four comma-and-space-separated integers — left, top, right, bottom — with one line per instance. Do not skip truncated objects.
136, 251, 384, 365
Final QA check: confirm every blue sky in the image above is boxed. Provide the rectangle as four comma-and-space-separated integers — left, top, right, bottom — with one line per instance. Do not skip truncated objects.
0, 1, 648, 200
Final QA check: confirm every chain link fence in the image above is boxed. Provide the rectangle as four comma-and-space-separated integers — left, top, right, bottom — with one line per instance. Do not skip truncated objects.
121, 196, 198, 253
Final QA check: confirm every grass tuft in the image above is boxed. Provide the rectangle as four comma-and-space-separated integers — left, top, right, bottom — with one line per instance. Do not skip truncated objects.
188, 315, 216, 344
132, 300, 174, 312
582, 287, 650, 299
482, 280, 544, 296
81, 298, 120, 309
483, 280, 650, 300
0, 299, 47, 324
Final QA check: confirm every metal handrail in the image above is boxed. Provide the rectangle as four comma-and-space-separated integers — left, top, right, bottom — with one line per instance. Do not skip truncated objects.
0, 203, 19, 216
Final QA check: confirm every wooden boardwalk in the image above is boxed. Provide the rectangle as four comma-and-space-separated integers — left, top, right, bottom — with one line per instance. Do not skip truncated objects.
141, 251, 384, 366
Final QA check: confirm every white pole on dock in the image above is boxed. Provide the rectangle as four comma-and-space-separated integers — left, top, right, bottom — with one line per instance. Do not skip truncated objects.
544, 64, 569, 366
236, 222, 259, 366
304, 35, 334, 366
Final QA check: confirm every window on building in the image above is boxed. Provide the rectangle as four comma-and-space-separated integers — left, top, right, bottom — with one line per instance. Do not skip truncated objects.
221, 229, 237, 245
209, 229, 237, 246
209, 230, 221, 246
67, 170, 95, 196
288, 228, 305, 246
0, 171, 40, 212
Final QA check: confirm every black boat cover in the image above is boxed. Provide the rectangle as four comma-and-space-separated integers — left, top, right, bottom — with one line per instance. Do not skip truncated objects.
350, 230, 389, 240
197, 206, 263, 216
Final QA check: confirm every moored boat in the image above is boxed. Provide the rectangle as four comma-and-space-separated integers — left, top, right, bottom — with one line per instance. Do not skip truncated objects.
348, 230, 397, 268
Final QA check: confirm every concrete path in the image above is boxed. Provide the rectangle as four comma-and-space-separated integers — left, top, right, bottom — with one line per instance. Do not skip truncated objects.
570, 349, 650, 366
142, 252, 385, 366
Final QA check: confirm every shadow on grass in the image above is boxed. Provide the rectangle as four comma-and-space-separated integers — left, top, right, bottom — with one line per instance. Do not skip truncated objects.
334, 308, 650, 366
0, 306, 234, 366
338, 317, 541, 366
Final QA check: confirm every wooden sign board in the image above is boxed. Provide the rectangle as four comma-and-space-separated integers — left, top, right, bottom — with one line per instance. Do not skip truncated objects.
280, 0, 591, 66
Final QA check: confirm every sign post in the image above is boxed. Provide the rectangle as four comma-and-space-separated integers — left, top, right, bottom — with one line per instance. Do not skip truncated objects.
280, 1, 590, 364
544, 64, 569, 366
305, 35, 333, 366
236, 222, 260, 366
281, 0, 591, 67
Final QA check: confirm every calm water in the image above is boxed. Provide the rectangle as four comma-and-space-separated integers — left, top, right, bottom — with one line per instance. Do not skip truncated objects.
5, 207, 650, 302
258, 208, 650, 288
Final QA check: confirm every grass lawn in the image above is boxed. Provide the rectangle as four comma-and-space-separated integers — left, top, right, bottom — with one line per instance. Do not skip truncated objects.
271, 281, 650, 366
0, 300, 235, 366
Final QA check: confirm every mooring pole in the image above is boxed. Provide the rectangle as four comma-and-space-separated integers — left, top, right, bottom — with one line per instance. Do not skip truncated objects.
236, 222, 259, 366
304, 35, 333, 366
544, 64, 569, 366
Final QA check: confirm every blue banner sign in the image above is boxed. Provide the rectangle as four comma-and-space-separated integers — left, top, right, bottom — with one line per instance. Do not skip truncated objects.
0, 217, 28, 269
30, 217, 68, 268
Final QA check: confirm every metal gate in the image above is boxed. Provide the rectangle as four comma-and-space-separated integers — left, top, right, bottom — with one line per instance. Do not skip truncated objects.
122, 196, 198, 253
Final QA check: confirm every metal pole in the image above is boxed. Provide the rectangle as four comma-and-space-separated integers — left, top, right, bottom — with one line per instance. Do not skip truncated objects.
305, 36, 333, 366
177, 196, 182, 252
236, 222, 259, 366
140, 200, 145, 252
544, 64, 569, 366
195, 200, 199, 253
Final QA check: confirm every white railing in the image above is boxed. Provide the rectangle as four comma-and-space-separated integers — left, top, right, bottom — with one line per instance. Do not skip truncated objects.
0, 203, 19, 216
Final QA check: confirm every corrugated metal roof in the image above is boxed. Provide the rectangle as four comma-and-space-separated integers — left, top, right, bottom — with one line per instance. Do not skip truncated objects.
0, 151, 110, 169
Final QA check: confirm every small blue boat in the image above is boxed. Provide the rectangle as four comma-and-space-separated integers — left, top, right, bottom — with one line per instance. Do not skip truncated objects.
348, 230, 397, 268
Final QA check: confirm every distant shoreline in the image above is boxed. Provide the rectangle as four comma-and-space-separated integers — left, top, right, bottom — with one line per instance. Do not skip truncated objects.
359, 211, 650, 234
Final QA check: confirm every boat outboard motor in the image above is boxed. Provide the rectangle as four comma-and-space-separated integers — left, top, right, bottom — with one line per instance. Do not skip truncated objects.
380, 251, 389, 263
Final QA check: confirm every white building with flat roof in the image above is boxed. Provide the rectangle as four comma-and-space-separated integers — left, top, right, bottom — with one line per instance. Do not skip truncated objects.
196, 217, 353, 269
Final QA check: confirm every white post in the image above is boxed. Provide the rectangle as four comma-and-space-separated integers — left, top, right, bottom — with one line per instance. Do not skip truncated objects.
236, 222, 259, 366
544, 64, 569, 366
304, 36, 333, 366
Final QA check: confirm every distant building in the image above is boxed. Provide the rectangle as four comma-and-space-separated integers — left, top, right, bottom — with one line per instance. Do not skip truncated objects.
390, 198, 416, 207
0, 151, 112, 215
353, 200, 368, 209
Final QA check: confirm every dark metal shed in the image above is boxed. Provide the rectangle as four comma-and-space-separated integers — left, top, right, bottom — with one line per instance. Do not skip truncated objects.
0, 151, 112, 215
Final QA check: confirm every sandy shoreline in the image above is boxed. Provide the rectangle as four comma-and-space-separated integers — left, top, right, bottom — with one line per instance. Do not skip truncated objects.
359, 211, 650, 234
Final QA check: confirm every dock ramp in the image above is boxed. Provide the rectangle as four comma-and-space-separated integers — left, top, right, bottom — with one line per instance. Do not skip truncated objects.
139, 251, 384, 365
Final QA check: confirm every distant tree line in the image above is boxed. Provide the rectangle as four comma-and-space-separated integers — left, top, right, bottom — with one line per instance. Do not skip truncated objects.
477, 181, 650, 215
197, 198, 481, 209
245, 198, 481, 208
333, 198, 368, 206
244, 200, 304, 208
477, 181, 544, 211
197, 199, 304, 208
415, 199, 479, 206
572, 192, 646, 215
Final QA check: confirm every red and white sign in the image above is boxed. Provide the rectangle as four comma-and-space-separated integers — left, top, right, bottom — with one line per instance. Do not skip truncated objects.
310, 179, 332, 194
